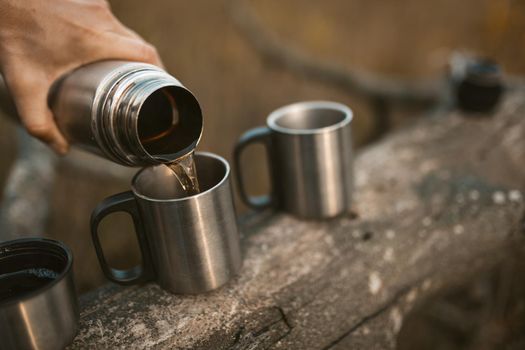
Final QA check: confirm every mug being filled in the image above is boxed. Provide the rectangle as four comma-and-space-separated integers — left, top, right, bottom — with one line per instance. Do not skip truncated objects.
234, 101, 353, 220
0, 238, 79, 350
91, 152, 242, 294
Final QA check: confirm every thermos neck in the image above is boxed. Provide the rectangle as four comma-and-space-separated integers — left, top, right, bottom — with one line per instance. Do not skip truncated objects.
94, 64, 202, 166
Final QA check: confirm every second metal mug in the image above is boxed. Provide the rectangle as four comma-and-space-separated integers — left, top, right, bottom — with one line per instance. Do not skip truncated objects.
0, 238, 79, 350
91, 152, 242, 294
234, 101, 354, 219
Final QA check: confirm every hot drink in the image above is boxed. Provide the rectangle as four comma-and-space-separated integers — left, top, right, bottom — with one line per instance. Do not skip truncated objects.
166, 153, 201, 195
0, 268, 58, 302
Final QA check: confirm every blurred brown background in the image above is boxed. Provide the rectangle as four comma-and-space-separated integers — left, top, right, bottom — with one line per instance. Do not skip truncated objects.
0, 0, 524, 293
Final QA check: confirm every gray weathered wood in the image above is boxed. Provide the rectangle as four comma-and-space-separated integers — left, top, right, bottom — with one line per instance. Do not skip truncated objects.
71, 90, 525, 349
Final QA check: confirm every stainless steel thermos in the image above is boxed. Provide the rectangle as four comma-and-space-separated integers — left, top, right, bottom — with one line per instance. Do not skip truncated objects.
0, 60, 203, 166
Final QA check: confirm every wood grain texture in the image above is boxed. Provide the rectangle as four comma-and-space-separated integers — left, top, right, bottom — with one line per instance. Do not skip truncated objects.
71, 90, 525, 349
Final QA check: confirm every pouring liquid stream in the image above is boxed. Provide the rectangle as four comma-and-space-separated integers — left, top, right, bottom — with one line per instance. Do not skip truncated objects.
166, 153, 201, 196
146, 149, 201, 197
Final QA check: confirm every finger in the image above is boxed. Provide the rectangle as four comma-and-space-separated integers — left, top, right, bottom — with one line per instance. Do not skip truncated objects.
19, 103, 69, 155
88, 34, 164, 68
107, 22, 143, 41
80, 1, 144, 42
8, 79, 69, 154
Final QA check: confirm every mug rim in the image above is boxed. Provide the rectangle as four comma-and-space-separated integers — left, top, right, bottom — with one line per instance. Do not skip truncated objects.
131, 151, 230, 202
266, 100, 353, 135
0, 238, 73, 308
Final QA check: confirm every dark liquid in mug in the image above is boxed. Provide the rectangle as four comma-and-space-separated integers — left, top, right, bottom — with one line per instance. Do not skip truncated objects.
0, 268, 58, 302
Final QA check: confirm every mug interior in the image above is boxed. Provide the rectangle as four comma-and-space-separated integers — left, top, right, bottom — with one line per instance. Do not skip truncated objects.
268, 102, 351, 133
132, 152, 229, 200
0, 239, 71, 304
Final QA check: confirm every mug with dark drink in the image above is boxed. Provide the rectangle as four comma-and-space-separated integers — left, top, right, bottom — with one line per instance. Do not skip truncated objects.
0, 238, 79, 350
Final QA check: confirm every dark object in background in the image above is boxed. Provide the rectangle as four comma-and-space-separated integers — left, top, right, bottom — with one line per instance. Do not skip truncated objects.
453, 57, 504, 113
0, 238, 79, 350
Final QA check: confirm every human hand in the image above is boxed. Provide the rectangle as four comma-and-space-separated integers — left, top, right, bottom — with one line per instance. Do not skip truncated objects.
0, 0, 163, 154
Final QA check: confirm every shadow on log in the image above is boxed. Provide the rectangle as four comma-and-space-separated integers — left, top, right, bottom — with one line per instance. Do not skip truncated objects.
71, 90, 525, 349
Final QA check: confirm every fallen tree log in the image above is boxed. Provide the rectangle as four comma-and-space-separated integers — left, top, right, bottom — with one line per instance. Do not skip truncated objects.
71, 90, 525, 349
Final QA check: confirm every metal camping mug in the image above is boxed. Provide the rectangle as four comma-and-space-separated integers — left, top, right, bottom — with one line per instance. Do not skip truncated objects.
234, 101, 353, 219
0, 238, 79, 350
91, 152, 242, 294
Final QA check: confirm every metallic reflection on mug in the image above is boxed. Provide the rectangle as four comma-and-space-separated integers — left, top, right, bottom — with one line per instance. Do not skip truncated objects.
0, 238, 79, 350
91, 152, 242, 294
234, 101, 353, 219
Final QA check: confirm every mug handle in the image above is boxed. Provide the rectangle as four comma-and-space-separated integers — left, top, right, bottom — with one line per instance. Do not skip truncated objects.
233, 127, 274, 210
90, 191, 155, 285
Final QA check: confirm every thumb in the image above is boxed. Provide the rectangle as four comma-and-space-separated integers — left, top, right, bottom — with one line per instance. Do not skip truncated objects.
87, 34, 164, 68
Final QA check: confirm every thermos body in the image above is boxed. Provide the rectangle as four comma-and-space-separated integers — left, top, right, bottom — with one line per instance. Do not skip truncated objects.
0, 61, 203, 166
